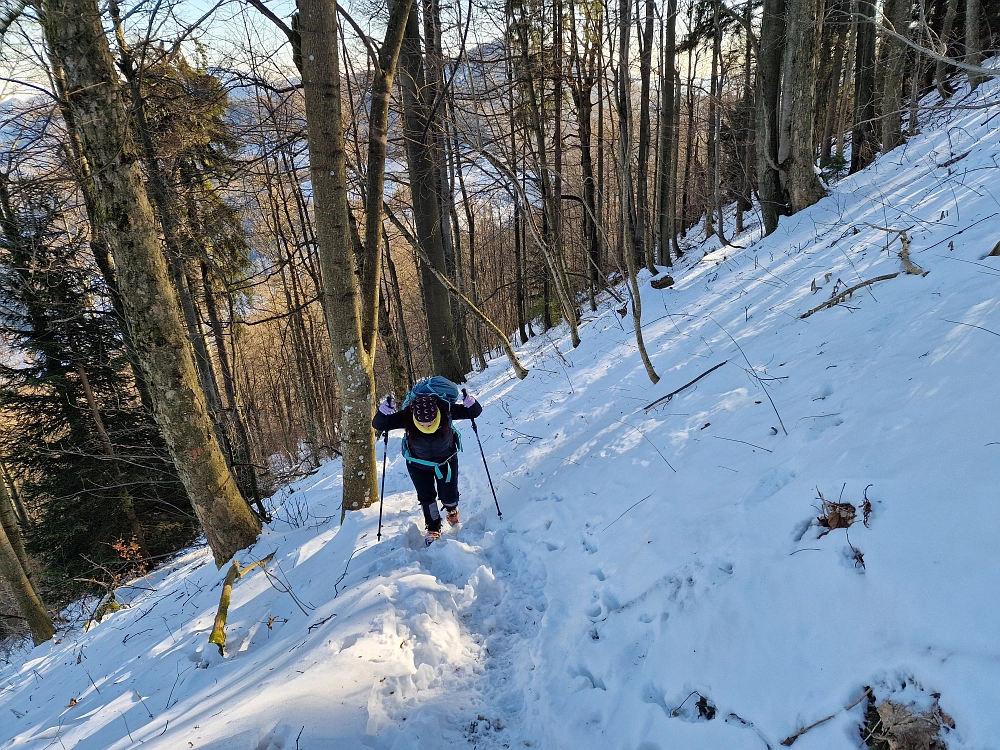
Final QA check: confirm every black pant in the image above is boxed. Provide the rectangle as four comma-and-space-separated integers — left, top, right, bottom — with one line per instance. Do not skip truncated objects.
407, 456, 459, 533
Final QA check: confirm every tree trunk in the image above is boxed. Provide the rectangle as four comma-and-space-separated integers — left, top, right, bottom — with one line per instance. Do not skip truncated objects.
0, 476, 30, 578
880, 0, 909, 152
399, 1, 467, 380
757, 0, 789, 234
75, 362, 149, 556
201, 263, 267, 521
359, 0, 415, 360
934, 0, 959, 97
655, 0, 677, 264
820, 0, 848, 163
850, 0, 878, 173
0, 461, 28, 527
297, 0, 381, 512
38, 0, 260, 565
0, 520, 54, 645
619, 0, 659, 385
964, 0, 986, 91
46, 50, 156, 414
422, 0, 469, 368
509, 0, 581, 347
784, 0, 828, 212
637, 0, 656, 271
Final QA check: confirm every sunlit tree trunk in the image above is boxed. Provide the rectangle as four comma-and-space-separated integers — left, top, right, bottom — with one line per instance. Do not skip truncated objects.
0, 521, 53, 645
38, 0, 260, 565
297, 0, 380, 511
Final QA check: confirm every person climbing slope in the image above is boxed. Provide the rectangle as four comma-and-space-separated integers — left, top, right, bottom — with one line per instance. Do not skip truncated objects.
372, 377, 482, 545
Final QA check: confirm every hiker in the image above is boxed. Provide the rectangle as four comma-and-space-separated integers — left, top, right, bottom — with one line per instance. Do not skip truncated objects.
372, 378, 482, 545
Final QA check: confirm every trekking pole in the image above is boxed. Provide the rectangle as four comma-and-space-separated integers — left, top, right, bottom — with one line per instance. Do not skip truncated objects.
464, 389, 502, 519
377, 396, 393, 541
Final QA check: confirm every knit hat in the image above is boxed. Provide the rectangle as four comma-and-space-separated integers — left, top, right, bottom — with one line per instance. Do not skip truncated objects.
411, 395, 441, 434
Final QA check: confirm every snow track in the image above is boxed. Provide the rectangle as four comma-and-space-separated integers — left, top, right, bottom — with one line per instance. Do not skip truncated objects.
357, 516, 548, 749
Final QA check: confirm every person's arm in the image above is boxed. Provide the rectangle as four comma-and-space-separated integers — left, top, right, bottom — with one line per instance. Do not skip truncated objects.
450, 399, 482, 420
373, 408, 410, 432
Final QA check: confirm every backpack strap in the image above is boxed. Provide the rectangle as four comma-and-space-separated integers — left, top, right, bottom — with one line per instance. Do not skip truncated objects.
401, 428, 463, 481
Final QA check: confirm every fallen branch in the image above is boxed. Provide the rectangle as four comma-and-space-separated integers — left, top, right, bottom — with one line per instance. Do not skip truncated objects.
862, 223, 925, 275
780, 687, 872, 746
208, 552, 275, 655
643, 361, 729, 412
800, 274, 900, 318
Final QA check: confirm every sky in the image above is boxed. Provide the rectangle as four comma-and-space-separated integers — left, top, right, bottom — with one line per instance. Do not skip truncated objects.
1, 60, 999, 750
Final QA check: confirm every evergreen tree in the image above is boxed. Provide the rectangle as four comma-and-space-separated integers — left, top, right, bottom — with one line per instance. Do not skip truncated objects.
0, 174, 196, 598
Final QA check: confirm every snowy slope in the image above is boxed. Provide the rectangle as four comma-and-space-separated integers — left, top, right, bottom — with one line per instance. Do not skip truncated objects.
2, 73, 1000, 750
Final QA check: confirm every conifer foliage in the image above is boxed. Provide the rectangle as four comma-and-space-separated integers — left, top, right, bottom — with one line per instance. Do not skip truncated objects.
0, 174, 196, 598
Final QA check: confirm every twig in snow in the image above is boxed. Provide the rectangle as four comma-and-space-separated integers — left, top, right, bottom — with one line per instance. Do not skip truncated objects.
941, 318, 1000, 337
780, 687, 872, 745
613, 419, 676, 471
670, 690, 702, 716
713, 435, 773, 453
603, 494, 653, 531
120, 712, 135, 744
263, 564, 314, 615
643, 360, 730, 412
135, 690, 154, 719
710, 317, 788, 436
334, 546, 369, 598
308, 613, 337, 633
923, 212, 998, 251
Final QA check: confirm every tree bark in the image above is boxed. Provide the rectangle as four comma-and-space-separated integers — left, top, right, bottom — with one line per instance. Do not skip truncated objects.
934, 0, 959, 97
655, 0, 677, 264
964, 0, 986, 91
619, 0, 659, 385
359, 0, 415, 360
0, 476, 30, 578
757, 0, 789, 233
0, 520, 53, 645
637, 0, 656, 271
398, 1, 467, 380
880, 0, 909, 152
784, 0, 828, 212
38, 0, 260, 565
850, 0, 878, 173
297, 0, 381, 511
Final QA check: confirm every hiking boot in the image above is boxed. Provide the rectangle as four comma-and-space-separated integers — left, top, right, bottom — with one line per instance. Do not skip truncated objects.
424, 530, 441, 546
445, 507, 460, 526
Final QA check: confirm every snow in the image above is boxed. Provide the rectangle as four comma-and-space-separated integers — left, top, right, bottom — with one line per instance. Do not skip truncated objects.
3, 73, 1000, 749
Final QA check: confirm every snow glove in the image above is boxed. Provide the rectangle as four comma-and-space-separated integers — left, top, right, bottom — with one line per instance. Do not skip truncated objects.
379, 396, 395, 415
461, 392, 477, 409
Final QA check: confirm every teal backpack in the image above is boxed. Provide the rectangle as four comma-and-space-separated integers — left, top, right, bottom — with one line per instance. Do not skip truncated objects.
400, 377, 463, 481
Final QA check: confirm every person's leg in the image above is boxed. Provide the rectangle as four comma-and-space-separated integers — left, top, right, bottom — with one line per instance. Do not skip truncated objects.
438, 457, 460, 522
407, 463, 442, 533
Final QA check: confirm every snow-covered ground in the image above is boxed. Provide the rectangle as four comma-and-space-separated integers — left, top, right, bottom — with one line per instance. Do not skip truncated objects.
3, 73, 1000, 750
